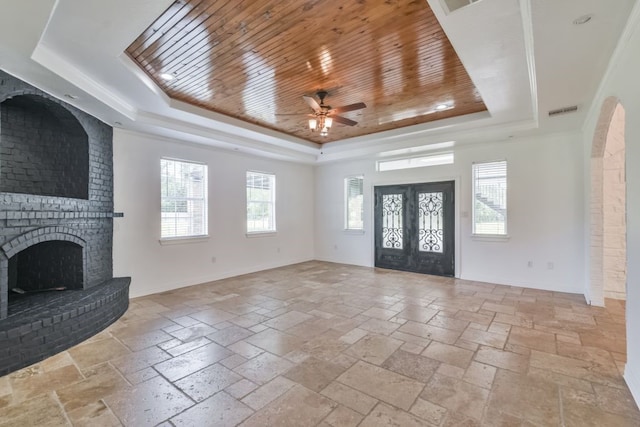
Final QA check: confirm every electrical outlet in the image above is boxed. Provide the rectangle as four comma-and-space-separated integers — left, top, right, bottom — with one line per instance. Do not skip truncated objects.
527, 261, 533, 268
211, 256, 217, 264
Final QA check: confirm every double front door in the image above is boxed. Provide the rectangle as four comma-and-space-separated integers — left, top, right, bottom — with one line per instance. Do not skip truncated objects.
374, 181, 454, 277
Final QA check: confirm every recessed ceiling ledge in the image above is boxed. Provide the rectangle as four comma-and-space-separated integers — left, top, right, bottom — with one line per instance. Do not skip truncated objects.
168, 99, 319, 152
31, 43, 138, 120
118, 53, 172, 106
316, 117, 539, 163
136, 111, 319, 161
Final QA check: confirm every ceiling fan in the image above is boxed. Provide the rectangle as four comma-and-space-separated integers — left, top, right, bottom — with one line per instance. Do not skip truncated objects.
303, 91, 366, 137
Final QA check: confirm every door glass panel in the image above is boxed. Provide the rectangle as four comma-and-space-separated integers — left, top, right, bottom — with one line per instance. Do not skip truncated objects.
418, 192, 444, 253
382, 194, 403, 249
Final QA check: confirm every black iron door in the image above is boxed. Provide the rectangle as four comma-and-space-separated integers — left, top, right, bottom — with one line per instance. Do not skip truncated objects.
374, 181, 454, 277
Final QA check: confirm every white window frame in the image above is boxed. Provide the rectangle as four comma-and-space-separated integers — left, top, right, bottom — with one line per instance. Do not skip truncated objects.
160, 157, 208, 241
344, 175, 364, 231
472, 160, 508, 237
246, 171, 276, 235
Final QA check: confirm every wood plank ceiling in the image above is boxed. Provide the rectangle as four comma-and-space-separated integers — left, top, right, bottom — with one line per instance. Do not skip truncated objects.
127, 0, 487, 144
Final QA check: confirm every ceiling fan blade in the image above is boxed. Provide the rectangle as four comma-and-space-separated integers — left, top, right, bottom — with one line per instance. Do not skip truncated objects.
332, 102, 366, 114
331, 115, 358, 126
303, 95, 321, 112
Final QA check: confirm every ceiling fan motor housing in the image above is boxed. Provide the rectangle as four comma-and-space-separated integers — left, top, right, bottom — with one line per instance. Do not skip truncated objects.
316, 90, 328, 104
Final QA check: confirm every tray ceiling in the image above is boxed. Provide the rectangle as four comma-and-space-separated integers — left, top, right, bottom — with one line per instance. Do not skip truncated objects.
126, 0, 487, 144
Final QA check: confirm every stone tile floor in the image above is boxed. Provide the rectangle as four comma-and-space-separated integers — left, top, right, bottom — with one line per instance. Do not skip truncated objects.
1, 261, 638, 426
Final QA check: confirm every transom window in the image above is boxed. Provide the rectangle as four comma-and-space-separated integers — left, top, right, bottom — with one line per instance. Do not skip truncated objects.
472, 160, 507, 235
160, 158, 208, 239
246, 171, 276, 233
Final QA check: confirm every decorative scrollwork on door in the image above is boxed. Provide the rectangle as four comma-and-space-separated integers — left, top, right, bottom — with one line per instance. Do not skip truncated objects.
382, 194, 403, 249
418, 192, 444, 253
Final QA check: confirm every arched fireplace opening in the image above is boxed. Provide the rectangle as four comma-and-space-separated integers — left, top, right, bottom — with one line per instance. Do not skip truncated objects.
8, 241, 84, 301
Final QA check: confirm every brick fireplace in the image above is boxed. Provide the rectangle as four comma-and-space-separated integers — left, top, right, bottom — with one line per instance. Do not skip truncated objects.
0, 70, 130, 375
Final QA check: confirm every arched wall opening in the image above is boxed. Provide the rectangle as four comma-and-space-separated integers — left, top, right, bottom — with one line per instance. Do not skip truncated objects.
590, 97, 627, 305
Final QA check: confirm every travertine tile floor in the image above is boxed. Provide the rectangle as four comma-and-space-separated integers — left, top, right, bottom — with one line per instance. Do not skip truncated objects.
1, 261, 638, 426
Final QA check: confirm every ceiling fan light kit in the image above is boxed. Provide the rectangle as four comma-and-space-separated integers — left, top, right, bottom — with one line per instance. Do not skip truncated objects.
309, 116, 332, 133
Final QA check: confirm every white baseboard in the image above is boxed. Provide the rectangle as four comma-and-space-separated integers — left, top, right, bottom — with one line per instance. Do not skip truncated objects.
129, 258, 588, 301
624, 363, 640, 408
313, 256, 371, 268
458, 272, 583, 295
128, 256, 314, 298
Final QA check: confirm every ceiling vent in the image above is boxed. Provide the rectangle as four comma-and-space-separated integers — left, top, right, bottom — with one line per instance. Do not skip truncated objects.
548, 105, 578, 117
441, 0, 482, 14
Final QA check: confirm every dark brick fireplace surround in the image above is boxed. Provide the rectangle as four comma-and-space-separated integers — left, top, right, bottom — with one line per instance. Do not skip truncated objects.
0, 71, 130, 376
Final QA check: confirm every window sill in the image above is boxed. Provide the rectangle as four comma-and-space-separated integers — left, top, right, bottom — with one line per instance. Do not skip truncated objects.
159, 235, 210, 245
343, 229, 365, 235
471, 234, 510, 242
246, 231, 277, 238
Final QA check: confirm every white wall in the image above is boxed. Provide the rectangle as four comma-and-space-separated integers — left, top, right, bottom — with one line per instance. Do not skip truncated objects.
581, 3, 640, 404
112, 129, 315, 298
315, 133, 584, 294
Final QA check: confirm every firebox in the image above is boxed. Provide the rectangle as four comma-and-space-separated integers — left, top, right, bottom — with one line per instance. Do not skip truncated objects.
8, 241, 84, 298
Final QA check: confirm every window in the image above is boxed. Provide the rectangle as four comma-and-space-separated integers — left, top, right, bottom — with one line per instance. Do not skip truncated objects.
345, 175, 364, 230
473, 160, 507, 235
246, 171, 276, 233
160, 158, 208, 239
377, 152, 454, 172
